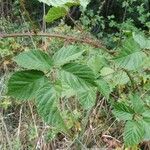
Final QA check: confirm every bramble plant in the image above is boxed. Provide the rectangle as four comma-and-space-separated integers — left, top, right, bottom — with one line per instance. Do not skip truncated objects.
7, 32, 150, 148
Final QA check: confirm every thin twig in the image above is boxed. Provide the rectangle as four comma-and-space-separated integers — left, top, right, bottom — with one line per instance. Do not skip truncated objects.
102, 134, 121, 144
28, 102, 38, 137
17, 105, 23, 139
67, 13, 83, 32
0, 115, 13, 150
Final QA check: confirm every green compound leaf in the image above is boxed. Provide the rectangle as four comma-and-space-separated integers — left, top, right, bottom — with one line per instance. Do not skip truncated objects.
36, 82, 68, 132
130, 94, 145, 114
96, 79, 111, 99
87, 54, 108, 76
143, 120, 150, 141
133, 33, 150, 49
7, 70, 47, 100
79, 0, 90, 10
124, 121, 145, 147
113, 70, 130, 85
61, 63, 96, 90
115, 38, 146, 70
113, 102, 134, 121
14, 50, 53, 72
45, 7, 68, 23
38, 0, 76, 6
77, 88, 96, 110
142, 110, 150, 140
53, 45, 84, 66
38, 0, 89, 9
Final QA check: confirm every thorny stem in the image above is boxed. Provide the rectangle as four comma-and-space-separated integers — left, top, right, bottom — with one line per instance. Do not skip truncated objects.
0, 32, 114, 54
